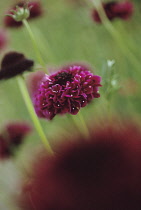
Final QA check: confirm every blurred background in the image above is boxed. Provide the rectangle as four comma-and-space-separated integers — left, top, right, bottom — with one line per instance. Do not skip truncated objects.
0, 0, 141, 209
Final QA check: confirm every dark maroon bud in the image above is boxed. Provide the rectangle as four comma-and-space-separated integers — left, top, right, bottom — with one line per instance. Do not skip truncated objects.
0, 51, 34, 80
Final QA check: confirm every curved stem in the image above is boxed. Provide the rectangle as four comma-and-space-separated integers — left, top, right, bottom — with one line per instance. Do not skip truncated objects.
22, 19, 47, 71
17, 76, 53, 154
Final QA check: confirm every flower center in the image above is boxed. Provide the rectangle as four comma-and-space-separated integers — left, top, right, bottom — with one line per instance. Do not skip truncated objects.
54, 72, 73, 85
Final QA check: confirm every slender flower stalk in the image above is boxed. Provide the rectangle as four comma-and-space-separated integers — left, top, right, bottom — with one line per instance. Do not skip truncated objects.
77, 111, 90, 138
70, 111, 90, 139
32, 26, 55, 63
115, 22, 138, 55
91, 0, 141, 74
17, 76, 53, 154
22, 19, 47, 70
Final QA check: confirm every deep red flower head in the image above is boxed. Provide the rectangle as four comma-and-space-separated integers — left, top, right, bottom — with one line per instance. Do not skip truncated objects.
28, 1, 43, 18
0, 51, 34, 80
30, 64, 101, 120
0, 122, 32, 159
92, 1, 133, 23
4, 1, 43, 28
20, 123, 141, 210
0, 29, 8, 52
5, 122, 32, 146
0, 135, 10, 159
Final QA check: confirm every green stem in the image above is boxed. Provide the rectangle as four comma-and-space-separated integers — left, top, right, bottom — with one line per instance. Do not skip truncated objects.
77, 111, 90, 138
70, 111, 90, 139
91, 1, 141, 73
32, 26, 55, 63
115, 22, 138, 55
17, 76, 53, 154
22, 19, 47, 70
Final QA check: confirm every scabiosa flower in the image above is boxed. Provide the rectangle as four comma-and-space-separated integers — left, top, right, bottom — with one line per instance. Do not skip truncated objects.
0, 29, 8, 52
0, 51, 34, 80
20, 123, 141, 210
30, 64, 101, 120
0, 122, 32, 159
92, 1, 133, 23
4, 1, 43, 28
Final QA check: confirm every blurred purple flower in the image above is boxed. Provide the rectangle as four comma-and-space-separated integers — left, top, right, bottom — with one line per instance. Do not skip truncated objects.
20, 123, 141, 210
0, 122, 32, 159
0, 51, 34, 80
4, 1, 43, 28
92, 1, 133, 23
0, 29, 8, 52
0, 135, 10, 159
6, 122, 32, 146
28, 1, 43, 18
29, 64, 101, 120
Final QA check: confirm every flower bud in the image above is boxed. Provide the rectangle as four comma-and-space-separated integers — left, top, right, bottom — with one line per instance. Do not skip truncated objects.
6, 5, 30, 22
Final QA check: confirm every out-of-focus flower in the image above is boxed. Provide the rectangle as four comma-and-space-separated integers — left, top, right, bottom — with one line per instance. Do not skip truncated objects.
5, 122, 32, 146
0, 122, 32, 159
0, 135, 10, 159
0, 29, 8, 52
4, 1, 43, 28
0, 51, 34, 80
29, 64, 101, 120
20, 123, 141, 210
27, 1, 43, 19
92, 1, 133, 23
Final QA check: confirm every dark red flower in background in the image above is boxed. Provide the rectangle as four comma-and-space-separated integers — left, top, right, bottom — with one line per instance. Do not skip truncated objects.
30, 64, 101, 120
0, 51, 34, 80
92, 1, 133, 23
5, 122, 32, 146
0, 135, 10, 159
4, 1, 43, 28
28, 1, 43, 18
20, 123, 141, 210
0, 122, 32, 159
